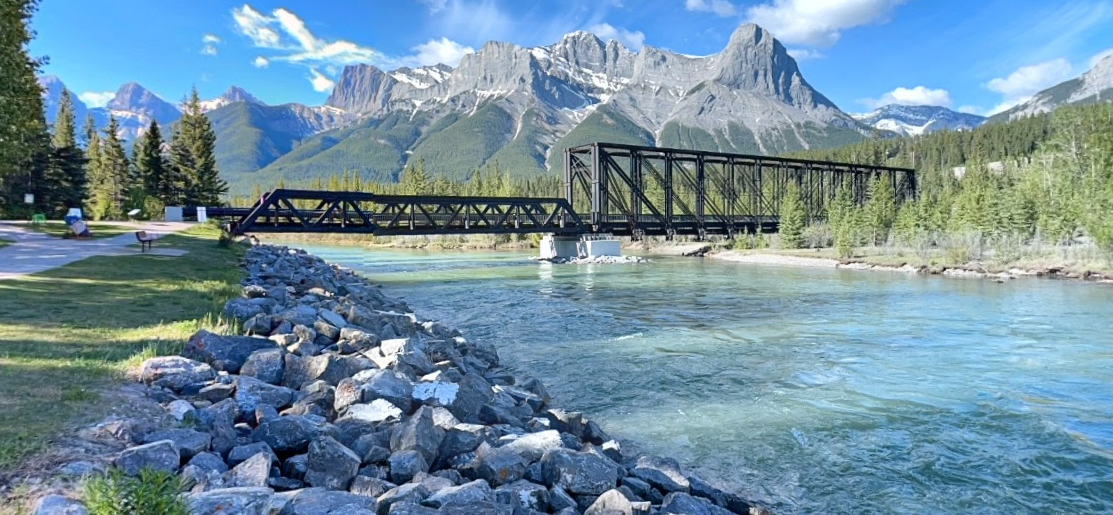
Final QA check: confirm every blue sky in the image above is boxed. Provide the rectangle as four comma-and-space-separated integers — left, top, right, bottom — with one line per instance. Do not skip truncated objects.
29, 0, 1113, 116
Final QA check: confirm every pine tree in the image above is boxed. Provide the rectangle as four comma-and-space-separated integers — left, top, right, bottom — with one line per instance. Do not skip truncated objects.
779, 182, 806, 249
829, 183, 858, 258
863, 176, 897, 244
0, 0, 49, 217
90, 116, 130, 219
170, 87, 226, 206
47, 90, 86, 213
399, 158, 431, 194
133, 120, 170, 202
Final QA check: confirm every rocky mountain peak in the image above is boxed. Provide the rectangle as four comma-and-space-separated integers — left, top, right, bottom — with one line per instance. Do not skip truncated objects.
854, 104, 986, 136
222, 86, 262, 105
107, 82, 180, 124
325, 64, 396, 113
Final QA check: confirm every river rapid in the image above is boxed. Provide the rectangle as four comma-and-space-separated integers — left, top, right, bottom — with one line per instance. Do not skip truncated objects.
300, 245, 1113, 515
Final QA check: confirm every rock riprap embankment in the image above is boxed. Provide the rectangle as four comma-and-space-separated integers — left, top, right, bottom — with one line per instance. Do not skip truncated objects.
64, 245, 772, 515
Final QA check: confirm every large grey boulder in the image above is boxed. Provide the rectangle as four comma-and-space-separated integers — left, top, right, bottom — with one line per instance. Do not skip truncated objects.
32, 495, 86, 515
228, 442, 278, 467
340, 400, 402, 425
276, 488, 378, 515
389, 407, 444, 465
141, 428, 210, 460
387, 450, 428, 484
687, 475, 763, 515
446, 373, 493, 423
224, 452, 272, 488
350, 476, 396, 498
241, 347, 287, 385
139, 356, 215, 392
305, 436, 361, 490
659, 492, 735, 515
225, 298, 265, 321
113, 440, 179, 476
362, 370, 415, 413
188, 452, 229, 474
630, 456, 689, 494
494, 480, 549, 511
184, 330, 275, 373
437, 502, 512, 515
436, 424, 489, 468
421, 479, 493, 508
470, 445, 526, 487
540, 449, 619, 496
548, 486, 577, 512
234, 376, 296, 418
384, 504, 436, 515
188, 487, 273, 515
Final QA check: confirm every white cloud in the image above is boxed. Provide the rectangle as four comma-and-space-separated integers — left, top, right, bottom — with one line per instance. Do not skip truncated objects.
232, 4, 376, 66
417, 0, 448, 13
957, 105, 984, 115
1091, 47, 1113, 68
787, 48, 824, 60
309, 68, 335, 92
685, 0, 738, 17
78, 91, 115, 108
588, 23, 646, 51
201, 33, 221, 55
745, 0, 908, 47
232, 5, 281, 48
985, 58, 1074, 113
253, 56, 270, 68
405, 38, 475, 67
859, 86, 953, 109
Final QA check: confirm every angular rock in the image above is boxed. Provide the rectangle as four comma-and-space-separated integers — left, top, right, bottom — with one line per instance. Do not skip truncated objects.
188, 487, 272, 515
446, 373, 492, 423
362, 370, 414, 414
470, 445, 526, 487
659, 492, 735, 515
139, 356, 215, 392
229, 442, 278, 467
167, 399, 195, 421
687, 475, 759, 515
600, 440, 623, 463
548, 486, 577, 512
583, 420, 611, 446
630, 456, 689, 494
384, 505, 436, 515
620, 477, 651, 500
226, 298, 265, 322
225, 452, 272, 488
342, 400, 403, 425
540, 449, 619, 496
276, 488, 378, 515
235, 376, 296, 418
188, 452, 229, 474
270, 476, 307, 492
585, 488, 651, 515
315, 319, 342, 341
387, 450, 428, 484
284, 454, 309, 480
141, 428, 210, 460
429, 407, 459, 431
389, 407, 444, 465
421, 479, 493, 508
501, 430, 563, 464
436, 502, 512, 515
494, 480, 549, 511
242, 347, 287, 385
32, 494, 86, 515
436, 424, 489, 469
254, 415, 321, 455
306, 436, 361, 491
195, 382, 235, 404
319, 309, 348, 329
375, 483, 430, 515
411, 382, 460, 409
114, 440, 179, 476
350, 476, 396, 498
185, 330, 275, 373
245, 313, 273, 336
57, 461, 105, 477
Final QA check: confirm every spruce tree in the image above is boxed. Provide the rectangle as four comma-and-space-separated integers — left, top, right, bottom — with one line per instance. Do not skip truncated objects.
863, 176, 897, 245
91, 116, 129, 219
170, 87, 225, 206
779, 182, 806, 249
0, 0, 49, 217
134, 120, 170, 202
48, 90, 86, 213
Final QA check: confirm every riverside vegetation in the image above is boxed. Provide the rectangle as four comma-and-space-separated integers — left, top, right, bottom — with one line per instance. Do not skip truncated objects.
13, 244, 773, 515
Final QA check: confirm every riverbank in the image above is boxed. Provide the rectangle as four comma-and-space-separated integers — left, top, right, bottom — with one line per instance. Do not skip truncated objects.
13, 243, 771, 515
708, 247, 1113, 283
264, 233, 537, 251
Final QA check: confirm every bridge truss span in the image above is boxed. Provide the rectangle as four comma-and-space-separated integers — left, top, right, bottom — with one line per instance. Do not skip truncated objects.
565, 143, 916, 238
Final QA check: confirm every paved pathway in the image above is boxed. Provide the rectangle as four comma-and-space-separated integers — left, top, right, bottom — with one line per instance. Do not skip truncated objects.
0, 221, 196, 280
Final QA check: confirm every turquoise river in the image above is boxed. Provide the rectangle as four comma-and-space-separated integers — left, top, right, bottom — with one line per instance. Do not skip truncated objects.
301, 245, 1113, 515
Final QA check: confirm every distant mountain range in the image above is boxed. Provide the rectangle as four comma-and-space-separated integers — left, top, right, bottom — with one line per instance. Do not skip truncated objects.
990, 53, 1113, 122
852, 105, 986, 136
40, 23, 1113, 193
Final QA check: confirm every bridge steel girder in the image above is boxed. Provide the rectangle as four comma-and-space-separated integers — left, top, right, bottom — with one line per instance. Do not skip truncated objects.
230, 189, 585, 236
565, 143, 916, 240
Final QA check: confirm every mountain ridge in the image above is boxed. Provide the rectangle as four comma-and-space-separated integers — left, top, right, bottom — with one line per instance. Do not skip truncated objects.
853, 105, 986, 136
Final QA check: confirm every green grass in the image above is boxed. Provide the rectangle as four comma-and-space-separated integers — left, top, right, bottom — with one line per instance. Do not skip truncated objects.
0, 237, 11, 249
0, 225, 244, 473
18, 222, 135, 240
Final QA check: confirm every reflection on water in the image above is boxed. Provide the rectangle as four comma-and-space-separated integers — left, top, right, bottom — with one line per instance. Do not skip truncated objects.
302, 245, 1113, 515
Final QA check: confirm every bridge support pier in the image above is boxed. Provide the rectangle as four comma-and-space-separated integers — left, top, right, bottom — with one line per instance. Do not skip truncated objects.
539, 234, 622, 260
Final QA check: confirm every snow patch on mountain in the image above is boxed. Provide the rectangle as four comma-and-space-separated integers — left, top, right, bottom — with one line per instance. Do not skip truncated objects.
853, 104, 986, 136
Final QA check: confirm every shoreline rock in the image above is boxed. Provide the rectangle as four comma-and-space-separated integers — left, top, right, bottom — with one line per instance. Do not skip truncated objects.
40, 244, 770, 515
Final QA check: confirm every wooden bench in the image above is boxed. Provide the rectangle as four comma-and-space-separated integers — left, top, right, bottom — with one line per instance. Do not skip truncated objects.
135, 231, 156, 252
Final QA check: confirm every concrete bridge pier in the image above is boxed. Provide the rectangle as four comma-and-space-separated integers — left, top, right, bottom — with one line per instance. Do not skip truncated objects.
539, 234, 621, 260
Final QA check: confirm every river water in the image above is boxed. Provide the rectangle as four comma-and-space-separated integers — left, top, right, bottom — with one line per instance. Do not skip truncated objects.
301, 245, 1113, 515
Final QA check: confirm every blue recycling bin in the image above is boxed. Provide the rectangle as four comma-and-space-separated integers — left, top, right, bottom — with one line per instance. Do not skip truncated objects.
64, 214, 82, 226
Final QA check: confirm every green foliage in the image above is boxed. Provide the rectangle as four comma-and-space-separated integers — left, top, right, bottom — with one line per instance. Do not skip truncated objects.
134, 120, 175, 205
84, 469, 189, 515
863, 176, 897, 244
779, 182, 806, 248
171, 88, 227, 206
89, 116, 131, 220
0, 0, 48, 217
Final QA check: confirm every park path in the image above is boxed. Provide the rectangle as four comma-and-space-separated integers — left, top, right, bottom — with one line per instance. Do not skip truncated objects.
0, 221, 195, 280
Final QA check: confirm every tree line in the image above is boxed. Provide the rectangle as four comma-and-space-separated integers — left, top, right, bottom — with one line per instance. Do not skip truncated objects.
0, 0, 226, 220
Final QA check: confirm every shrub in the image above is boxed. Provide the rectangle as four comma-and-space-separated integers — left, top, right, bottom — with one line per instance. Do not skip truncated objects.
84, 469, 188, 515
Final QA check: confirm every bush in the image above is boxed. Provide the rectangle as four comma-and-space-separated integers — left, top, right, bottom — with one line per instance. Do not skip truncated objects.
803, 223, 833, 248
84, 469, 188, 515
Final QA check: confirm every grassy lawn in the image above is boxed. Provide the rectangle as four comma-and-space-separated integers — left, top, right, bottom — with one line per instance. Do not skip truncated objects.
0, 225, 244, 473
16, 221, 135, 240
0, 237, 10, 249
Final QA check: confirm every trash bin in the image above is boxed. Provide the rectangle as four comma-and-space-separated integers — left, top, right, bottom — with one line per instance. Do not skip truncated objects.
64, 214, 81, 226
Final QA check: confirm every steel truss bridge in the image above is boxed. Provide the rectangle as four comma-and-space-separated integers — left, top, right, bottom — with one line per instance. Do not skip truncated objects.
221, 143, 915, 239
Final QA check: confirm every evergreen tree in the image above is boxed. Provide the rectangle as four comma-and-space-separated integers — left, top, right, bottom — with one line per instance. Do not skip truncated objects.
829, 183, 859, 258
83, 122, 103, 211
0, 0, 49, 217
863, 176, 897, 244
170, 87, 225, 205
134, 120, 170, 202
45, 90, 86, 213
90, 116, 130, 219
399, 158, 431, 194
779, 182, 806, 249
